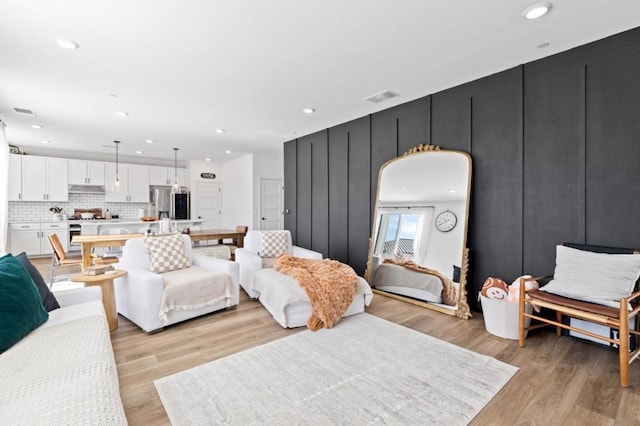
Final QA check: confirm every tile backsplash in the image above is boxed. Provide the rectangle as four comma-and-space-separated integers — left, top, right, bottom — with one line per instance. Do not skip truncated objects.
8, 194, 148, 222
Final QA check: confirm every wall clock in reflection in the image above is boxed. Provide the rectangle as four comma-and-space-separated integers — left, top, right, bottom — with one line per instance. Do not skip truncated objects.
435, 210, 457, 232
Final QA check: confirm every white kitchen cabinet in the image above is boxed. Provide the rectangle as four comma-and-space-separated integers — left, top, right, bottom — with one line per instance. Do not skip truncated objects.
149, 165, 187, 186
21, 156, 69, 202
8, 154, 22, 201
9, 222, 68, 256
69, 160, 105, 185
105, 163, 150, 203
9, 224, 40, 256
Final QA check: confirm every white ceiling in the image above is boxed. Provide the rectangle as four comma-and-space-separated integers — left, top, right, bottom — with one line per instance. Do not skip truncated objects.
1, 1, 639, 164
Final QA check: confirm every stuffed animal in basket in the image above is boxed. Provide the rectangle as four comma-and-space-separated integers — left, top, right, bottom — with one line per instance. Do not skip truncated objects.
507, 274, 539, 303
481, 277, 509, 300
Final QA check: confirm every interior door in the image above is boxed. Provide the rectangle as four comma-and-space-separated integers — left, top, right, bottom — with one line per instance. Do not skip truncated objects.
260, 178, 283, 230
196, 181, 222, 228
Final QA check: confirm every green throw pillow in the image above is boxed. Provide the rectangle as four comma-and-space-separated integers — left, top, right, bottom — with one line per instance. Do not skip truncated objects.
0, 254, 49, 354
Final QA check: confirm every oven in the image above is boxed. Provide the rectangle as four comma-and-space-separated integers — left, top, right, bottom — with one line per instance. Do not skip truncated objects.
68, 222, 82, 252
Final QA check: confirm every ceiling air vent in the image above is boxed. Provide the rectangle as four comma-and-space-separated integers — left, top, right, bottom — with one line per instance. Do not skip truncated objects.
365, 90, 399, 104
13, 107, 37, 116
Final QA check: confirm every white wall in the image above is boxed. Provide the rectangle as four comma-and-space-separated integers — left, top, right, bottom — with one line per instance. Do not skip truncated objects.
252, 146, 284, 230
221, 154, 253, 228
0, 120, 8, 253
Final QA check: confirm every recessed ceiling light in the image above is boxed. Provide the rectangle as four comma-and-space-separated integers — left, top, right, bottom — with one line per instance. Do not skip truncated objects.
41, 139, 50, 144
215, 129, 225, 134
135, 150, 143, 154
205, 158, 211, 162
523, 3, 552, 20
448, 189, 456, 193
225, 150, 232, 154
56, 39, 79, 49
31, 124, 43, 129
115, 111, 128, 117
302, 108, 315, 114
145, 139, 154, 144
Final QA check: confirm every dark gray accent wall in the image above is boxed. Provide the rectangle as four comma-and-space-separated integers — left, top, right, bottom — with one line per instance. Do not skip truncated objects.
283, 26, 640, 310
283, 140, 297, 243
523, 49, 586, 276
328, 124, 349, 264
584, 30, 640, 248
346, 117, 371, 275
295, 137, 312, 249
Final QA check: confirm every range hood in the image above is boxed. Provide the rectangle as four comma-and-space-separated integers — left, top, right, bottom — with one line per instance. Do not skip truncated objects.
68, 184, 106, 194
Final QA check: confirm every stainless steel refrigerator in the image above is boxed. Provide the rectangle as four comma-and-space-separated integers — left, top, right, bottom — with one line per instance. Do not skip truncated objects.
149, 187, 172, 219
150, 186, 190, 219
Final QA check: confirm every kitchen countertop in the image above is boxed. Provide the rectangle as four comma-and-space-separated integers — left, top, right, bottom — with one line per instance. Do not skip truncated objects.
79, 219, 202, 225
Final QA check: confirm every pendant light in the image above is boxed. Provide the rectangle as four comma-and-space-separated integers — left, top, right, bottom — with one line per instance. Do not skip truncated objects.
171, 147, 180, 194
112, 140, 121, 192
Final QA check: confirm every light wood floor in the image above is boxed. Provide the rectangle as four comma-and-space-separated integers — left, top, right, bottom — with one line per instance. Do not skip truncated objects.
33, 258, 640, 425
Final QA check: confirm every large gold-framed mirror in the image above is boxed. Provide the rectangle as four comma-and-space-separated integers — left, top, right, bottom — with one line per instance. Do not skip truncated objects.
365, 144, 472, 319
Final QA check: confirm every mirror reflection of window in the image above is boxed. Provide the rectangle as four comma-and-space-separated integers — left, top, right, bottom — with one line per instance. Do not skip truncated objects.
374, 207, 434, 263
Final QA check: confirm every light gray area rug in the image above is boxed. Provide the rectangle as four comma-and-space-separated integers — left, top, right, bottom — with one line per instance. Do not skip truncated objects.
154, 313, 517, 425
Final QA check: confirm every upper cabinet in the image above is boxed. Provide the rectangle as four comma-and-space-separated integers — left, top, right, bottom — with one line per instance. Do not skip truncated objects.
8, 154, 22, 201
21, 156, 69, 202
8, 154, 187, 203
105, 163, 150, 203
68, 160, 105, 185
149, 165, 187, 186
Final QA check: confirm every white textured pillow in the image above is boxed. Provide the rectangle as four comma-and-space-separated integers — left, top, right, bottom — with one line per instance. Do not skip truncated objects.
541, 245, 640, 308
258, 231, 289, 258
144, 234, 191, 273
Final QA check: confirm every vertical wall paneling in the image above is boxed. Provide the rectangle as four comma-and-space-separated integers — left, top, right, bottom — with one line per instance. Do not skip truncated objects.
310, 130, 330, 257
283, 140, 297, 243
523, 52, 586, 276
395, 96, 431, 154
585, 30, 640, 247
347, 117, 372, 275
431, 86, 472, 152
328, 125, 349, 263
282, 27, 640, 311
296, 137, 313, 249
466, 67, 524, 299
370, 108, 399, 216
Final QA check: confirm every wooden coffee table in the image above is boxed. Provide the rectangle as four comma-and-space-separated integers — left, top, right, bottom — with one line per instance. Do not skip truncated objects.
69, 269, 127, 331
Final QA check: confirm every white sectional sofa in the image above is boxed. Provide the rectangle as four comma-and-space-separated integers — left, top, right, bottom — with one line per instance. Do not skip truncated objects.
0, 286, 127, 425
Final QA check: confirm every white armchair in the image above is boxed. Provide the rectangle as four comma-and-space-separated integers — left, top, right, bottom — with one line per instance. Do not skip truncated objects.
235, 230, 322, 298
114, 234, 239, 333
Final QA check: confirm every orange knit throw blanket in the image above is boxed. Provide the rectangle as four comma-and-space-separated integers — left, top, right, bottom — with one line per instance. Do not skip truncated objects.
383, 258, 458, 306
274, 254, 359, 331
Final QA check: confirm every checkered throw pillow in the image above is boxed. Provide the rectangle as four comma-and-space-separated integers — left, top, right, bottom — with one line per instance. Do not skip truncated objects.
144, 234, 191, 273
258, 231, 289, 258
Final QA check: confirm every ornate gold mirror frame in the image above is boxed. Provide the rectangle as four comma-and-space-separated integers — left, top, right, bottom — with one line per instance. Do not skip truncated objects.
365, 144, 472, 319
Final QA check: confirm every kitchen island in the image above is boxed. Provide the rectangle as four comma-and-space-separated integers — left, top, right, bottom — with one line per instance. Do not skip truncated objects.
80, 219, 204, 236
